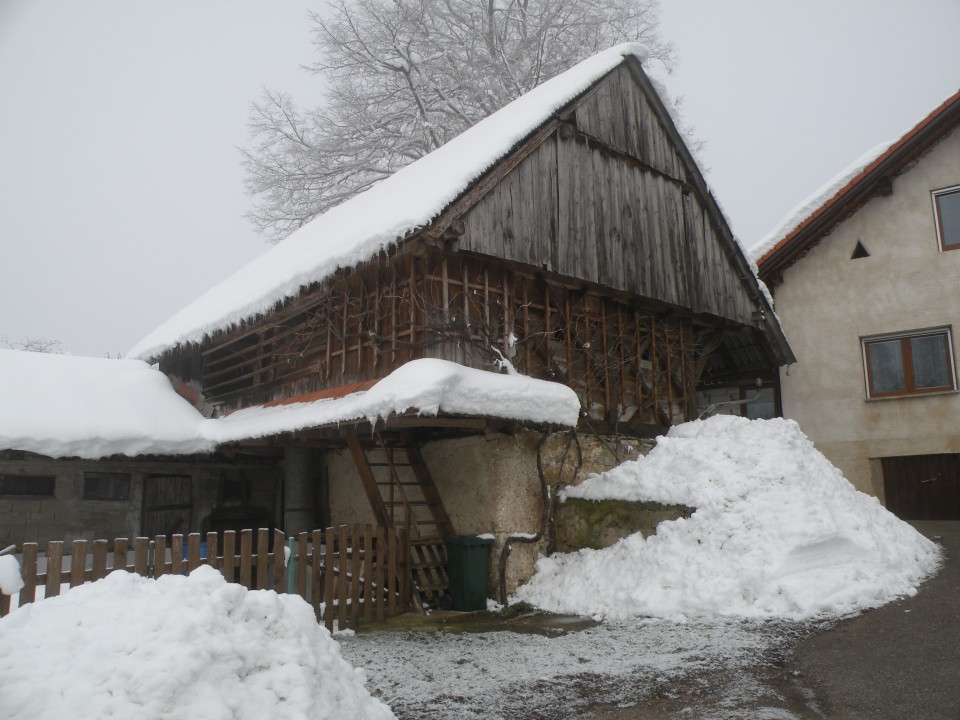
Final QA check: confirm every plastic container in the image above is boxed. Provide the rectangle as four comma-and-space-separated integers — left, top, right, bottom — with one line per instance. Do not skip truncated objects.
443, 535, 494, 611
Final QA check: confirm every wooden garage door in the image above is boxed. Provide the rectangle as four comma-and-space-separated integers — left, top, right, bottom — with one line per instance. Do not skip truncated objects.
881, 454, 960, 520
141, 474, 193, 538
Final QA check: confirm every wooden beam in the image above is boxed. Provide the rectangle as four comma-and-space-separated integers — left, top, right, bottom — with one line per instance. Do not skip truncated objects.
346, 437, 391, 529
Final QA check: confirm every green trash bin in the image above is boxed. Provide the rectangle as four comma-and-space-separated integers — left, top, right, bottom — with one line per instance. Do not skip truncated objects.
444, 535, 494, 611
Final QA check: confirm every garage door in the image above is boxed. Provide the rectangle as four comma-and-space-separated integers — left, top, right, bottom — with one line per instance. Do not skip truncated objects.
881, 454, 960, 520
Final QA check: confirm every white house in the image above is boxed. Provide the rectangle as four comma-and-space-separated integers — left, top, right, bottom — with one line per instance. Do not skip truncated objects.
755, 88, 960, 520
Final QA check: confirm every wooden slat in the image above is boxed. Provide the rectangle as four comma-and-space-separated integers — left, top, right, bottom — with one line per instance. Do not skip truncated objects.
222, 531, 236, 582
257, 528, 270, 590
154, 536, 167, 578
91, 539, 108, 580
363, 524, 373, 623
239, 530, 253, 588
206, 532, 219, 570
134, 538, 149, 575
324, 527, 335, 632
387, 528, 397, 617
19, 543, 38, 607
312, 529, 323, 619
297, 532, 309, 599
46, 541, 63, 598
399, 527, 409, 613
70, 540, 87, 587
113, 538, 128, 573
350, 524, 362, 626
273, 528, 286, 592
337, 525, 348, 631
187, 533, 202, 571
375, 526, 386, 622
170, 535, 184, 575
346, 437, 391, 529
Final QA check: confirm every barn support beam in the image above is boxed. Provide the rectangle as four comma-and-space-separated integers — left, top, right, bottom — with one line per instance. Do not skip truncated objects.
283, 447, 325, 535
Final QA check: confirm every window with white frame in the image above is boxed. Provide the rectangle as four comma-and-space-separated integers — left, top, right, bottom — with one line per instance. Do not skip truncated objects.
862, 328, 957, 398
933, 185, 960, 251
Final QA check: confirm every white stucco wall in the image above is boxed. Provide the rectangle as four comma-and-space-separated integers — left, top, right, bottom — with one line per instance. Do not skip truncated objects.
774, 128, 960, 497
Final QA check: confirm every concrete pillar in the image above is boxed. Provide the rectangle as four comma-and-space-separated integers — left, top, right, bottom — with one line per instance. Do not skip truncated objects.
283, 447, 324, 535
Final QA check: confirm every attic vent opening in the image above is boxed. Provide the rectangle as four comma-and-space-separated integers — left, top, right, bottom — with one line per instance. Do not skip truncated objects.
851, 241, 870, 259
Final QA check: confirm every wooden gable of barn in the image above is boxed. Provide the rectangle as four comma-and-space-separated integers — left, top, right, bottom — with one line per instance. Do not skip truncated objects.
440, 61, 759, 329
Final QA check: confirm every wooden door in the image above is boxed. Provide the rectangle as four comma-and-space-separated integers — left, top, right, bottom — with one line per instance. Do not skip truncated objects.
881, 454, 960, 520
141, 474, 193, 538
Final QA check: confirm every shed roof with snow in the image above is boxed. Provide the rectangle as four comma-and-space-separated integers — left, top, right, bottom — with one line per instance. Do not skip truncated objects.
754, 88, 960, 282
129, 44, 792, 374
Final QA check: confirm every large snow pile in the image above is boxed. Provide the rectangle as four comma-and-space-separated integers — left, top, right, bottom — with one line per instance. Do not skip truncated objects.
0, 567, 394, 720
515, 416, 940, 621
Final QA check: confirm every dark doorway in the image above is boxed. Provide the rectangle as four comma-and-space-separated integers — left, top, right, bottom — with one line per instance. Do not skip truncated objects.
881, 454, 960, 520
142, 474, 193, 538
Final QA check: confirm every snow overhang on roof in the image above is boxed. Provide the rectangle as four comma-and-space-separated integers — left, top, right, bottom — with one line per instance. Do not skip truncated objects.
127, 44, 653, 362
0, 354, 580, 460
0, 349, 210, 460
753, 88, 960, 281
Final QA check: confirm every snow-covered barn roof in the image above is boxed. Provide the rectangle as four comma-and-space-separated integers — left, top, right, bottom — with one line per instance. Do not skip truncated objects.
753, 87, 960, 278
127, 44, 655, 362
0, 352, 579, 460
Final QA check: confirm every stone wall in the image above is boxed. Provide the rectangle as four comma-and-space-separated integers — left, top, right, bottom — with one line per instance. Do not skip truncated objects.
321, 429, 658, 598
0, 457, 280, 549
554, 497, 693, 553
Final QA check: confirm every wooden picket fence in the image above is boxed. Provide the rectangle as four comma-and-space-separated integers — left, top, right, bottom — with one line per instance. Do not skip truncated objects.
0, 524, 409, 632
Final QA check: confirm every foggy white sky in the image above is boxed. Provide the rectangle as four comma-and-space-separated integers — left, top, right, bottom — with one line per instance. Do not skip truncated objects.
1, 0, 957, 358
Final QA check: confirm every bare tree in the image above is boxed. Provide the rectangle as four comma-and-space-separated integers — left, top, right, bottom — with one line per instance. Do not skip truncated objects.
0, 335, 65, 354
243, 0, 675, 242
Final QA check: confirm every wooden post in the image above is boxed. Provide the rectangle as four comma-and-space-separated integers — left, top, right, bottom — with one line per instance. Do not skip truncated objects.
91, 539, 109, 580
70, 540, 87, 588
187, 533, 202, 572
239, 530, 253, 588
274, 529, 286, 592
171, 535, 184, 576
206, 532, 219, 571
257, 528, 270, 590
398, 527, 410, 613
386, 528, 397, 617
153, 536, 167, 578
311, 530, 323, 619
337, 525, 348, 630
350, 524, 362, 626
19, 543, 38, 608
363, 524, 374, 623
297, 532, 309, 599
375, 526, 386, 622
222, 531, 236, 583
134, 538, 149, 575
113, 538, 128, 573
46, 541, 63, 598
324, 527, 335, 632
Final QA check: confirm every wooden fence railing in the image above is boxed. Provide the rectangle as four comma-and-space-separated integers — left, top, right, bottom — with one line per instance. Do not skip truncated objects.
0, 524, 409, 632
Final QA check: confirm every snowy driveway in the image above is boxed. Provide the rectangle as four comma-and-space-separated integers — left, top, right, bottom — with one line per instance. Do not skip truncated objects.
339, 615, 817, 720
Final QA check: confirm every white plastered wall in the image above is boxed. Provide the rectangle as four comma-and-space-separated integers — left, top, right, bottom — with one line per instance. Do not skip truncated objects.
774, 128, 960, 496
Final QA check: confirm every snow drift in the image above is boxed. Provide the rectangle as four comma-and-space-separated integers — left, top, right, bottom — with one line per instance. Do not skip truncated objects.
515, 416, 941, 621
0, 567, 394, 720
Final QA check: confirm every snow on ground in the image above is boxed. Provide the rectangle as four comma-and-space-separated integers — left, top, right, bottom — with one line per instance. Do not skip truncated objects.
515, 416, 941, 621
339, 616, 811, 720
0, 352, 578, 459
0, 567, 394, 720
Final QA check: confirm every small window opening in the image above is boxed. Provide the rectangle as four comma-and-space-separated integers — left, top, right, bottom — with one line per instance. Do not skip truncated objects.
851, 241, 870, 259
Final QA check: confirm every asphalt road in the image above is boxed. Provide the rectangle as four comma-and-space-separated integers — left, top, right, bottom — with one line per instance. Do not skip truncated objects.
782, 520, 960, 720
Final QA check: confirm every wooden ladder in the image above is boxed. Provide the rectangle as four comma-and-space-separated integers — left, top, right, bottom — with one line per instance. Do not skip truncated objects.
346, 433, 453, 608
